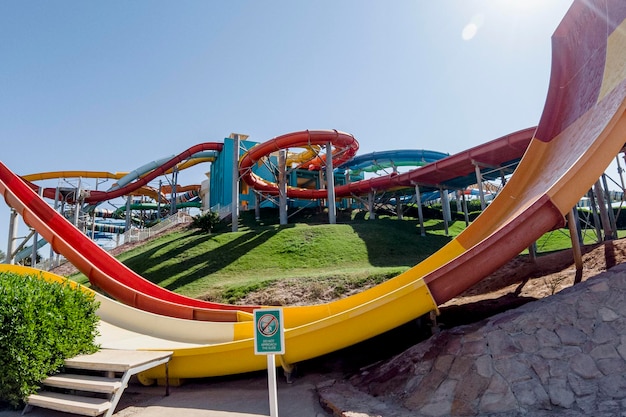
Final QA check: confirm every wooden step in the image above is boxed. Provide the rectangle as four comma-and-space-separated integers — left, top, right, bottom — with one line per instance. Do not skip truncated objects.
64, 349, 172, 373
42, 374, 123, 394
24, 350, 173, 417
26, 392, 111, 416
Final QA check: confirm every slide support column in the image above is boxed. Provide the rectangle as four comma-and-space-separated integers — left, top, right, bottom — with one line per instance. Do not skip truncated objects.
474, 163, 486, 210
368, 191, 376, 220
279, 150, 288, 225
567, 208, 583, 272
601, 174, 618, 237
461, 190, 469, 226
440, 186, 449, 236
594, 180, 613, 240
413, 183, 425, 237
326, 142, 336, 224
232, 135, 241, 232
6, 209, 18, 264
587, 189, 603, 243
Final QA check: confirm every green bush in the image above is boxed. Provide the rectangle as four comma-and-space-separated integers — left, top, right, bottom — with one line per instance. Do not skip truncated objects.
0, 272, 100, 408
191, 211, 221, 233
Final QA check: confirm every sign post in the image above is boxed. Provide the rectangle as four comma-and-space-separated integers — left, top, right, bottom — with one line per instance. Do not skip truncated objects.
253, 308, 285, 417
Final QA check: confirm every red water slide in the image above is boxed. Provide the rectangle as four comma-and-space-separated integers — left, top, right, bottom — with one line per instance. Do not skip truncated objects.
239, 128, 534, 198
0, 143, 260, 321
0, 129, 533, 324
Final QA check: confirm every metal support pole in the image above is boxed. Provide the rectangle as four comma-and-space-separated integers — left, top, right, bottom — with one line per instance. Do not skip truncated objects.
601, 174, 618, 237
528, 242, 537, 263
461, 190, 469, 227
474, 164, 486, 210
618, 154, 626, 194
157, 180, 162, 222
368, 191, 376, 220
170, 168, 178, 216
6, 209, 18, 264
393, 167, 402, 220
500, 169, 507, 187
567, 208, 583, 271
73, 179, 82, 228
588, 189, 602, 242
91, 211, 96, 242
345, 169, 352, 209
232, 135, 241, 232
414, 183, 425, 237
49, 186, 60, 264
125, 195, 132, 231
255, 192, 261, 221
30, 188, 44, 268
594, 180, 613, 240
443, 189, 451, 222
326, 142, 336, 224
440, 186, 449, 236
267, 354, 279, 417
279, 150, 288, 225
573, 206, 583, 245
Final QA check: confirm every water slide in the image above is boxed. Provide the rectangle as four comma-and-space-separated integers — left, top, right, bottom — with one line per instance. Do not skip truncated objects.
238, 127, 533, 199
338, 149, 449, 174
0, 129, 534, 323
0, 144, 265, 320
13, 152, 215, 258
1, 0, 625, 380
21, 150, 218, 203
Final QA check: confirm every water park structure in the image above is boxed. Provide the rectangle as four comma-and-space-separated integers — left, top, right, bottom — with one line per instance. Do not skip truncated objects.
1, 0, 626, 391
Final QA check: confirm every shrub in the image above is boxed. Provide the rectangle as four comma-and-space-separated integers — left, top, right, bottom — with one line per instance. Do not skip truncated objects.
191, 211, 221, 233
0, 272, 100, 408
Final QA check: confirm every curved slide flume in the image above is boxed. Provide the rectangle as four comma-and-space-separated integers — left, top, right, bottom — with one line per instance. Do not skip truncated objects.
338, 149, 449, 174
142, 0, 626, 380
0, 130, 532, 327
239, 127, 534, 199
0, 143, 265, 321
28, 148, 221, 204
1, 0, 625, 381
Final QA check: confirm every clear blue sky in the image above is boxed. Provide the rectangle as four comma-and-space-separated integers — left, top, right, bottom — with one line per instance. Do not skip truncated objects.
0, 1, 579, 256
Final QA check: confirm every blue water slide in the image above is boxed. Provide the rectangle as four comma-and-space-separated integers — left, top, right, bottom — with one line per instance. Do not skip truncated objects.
337, 149, 449, 173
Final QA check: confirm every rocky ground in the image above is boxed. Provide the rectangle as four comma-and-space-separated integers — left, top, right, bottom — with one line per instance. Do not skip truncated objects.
436, 238, 626, 329
314, 239, 626, 416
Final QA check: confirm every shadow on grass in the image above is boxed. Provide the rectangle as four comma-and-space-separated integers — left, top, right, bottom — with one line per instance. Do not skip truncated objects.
121, 228, 281, 291
349, 218, 455, 268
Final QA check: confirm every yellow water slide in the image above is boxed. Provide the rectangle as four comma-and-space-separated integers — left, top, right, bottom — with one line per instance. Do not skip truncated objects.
1, 0, 626, 381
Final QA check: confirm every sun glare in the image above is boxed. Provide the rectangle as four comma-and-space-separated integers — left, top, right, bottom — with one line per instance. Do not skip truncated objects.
461, 1, 572, 41
462, 13, 484, 41
496, 0, 552, 15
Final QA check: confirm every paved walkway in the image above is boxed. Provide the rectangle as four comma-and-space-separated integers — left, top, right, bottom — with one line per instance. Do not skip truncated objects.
2, 370, 331, 417
8, 264, 626, 416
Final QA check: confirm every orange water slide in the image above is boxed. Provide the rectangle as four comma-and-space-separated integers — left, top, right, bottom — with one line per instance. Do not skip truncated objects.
1, 0, 626, 381
239, 127, 534, 198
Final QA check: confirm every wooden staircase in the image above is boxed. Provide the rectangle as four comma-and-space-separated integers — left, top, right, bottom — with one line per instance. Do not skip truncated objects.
23, 350, 173, 417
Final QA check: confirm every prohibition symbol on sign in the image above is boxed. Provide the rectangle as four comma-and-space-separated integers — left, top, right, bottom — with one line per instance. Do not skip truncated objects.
253, 308, 285, 355
258, 314, 279, 337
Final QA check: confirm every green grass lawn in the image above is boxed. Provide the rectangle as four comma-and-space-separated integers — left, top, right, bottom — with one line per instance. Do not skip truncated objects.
69, 208, 620, 303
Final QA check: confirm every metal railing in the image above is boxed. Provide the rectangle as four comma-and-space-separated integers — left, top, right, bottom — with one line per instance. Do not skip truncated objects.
123, 211, 192, 243
38, 211, 193, 271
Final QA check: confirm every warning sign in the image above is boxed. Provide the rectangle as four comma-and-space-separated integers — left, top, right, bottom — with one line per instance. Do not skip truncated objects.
253, 308, 285, 355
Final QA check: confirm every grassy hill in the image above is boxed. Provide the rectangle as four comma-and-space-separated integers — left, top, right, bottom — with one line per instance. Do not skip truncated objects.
70, 209, 465, 303
69, 208, 605, 305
